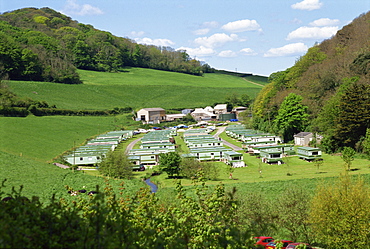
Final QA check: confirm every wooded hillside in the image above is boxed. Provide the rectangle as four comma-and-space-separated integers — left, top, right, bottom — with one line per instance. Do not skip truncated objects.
0, 7, 213, 84
253, 12, 370, 153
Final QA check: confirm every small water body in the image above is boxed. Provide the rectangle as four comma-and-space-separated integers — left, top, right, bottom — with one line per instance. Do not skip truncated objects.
144, 178, 158, 193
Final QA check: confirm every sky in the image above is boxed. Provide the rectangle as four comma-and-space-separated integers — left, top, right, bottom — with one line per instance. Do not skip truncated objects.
1, 0, 369, 76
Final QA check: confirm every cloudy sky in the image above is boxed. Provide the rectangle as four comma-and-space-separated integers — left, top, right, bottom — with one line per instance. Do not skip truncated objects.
1, 0, 369, 76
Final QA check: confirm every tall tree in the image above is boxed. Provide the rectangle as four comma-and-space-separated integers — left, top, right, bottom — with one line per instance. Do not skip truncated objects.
98, 151, 133, 179
273, 93, 309, 142
159, 151, 182, 178
334, 82, 370, 148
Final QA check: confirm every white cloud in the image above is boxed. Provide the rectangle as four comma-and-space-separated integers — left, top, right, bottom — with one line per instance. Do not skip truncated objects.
286, 26, 338, 40
309, 18, 340, 27
202, 21, 219, 28
264, 43, 308, 57
177, 46, 215, 57
221, 19, 261, 33
62, 0, 103, 16
130, 31, 145, 37
194, 33, 240, 48
218, 50, 237, 58
291, 0, 323, 11
135, 38, 175, 47
193, 28, 210, 36
240, 48, 257, 56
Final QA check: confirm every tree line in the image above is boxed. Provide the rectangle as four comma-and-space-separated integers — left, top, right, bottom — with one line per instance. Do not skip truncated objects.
251, 12, 370, 154
0, 7, 214, 84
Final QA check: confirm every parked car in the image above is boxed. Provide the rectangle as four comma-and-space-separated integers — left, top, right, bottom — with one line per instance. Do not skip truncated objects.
254, 236, 274, 247
265, 240, 293, 249
286, 242, 312, 249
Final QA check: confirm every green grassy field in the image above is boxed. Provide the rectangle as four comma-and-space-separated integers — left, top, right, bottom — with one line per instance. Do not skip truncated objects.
0, 150, 145, 203
0, 115, 132, 162
6, 68, 264, 111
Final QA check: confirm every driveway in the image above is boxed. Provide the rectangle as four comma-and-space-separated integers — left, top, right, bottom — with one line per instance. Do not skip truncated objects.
213, 126, 243, 151
125, 137, 142, 154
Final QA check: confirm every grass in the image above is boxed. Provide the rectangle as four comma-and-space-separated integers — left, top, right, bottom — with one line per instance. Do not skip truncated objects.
0, 114, 137, 163
0, 150, 145, 203
6, 68, 264, 111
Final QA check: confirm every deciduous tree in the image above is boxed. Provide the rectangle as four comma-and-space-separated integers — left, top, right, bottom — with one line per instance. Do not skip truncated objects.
159, 151, 182, 177
273, 93, 309, 142
309, 175, 370, 248
98, 151, 133, 179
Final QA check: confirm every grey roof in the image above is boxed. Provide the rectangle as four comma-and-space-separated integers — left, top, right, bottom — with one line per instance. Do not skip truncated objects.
294, 132, 312, 137
141, 108, 165, 111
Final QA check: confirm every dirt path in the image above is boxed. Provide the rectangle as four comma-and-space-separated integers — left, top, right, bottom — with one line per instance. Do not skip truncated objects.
242, 78, 265, 87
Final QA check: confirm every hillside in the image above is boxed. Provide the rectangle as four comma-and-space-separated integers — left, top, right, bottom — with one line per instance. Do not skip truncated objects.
0, 7, 213, 84
253, 11, 370, 152
4, 67, 266, 112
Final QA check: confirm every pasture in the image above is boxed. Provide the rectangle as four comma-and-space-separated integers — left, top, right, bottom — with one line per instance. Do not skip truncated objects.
0, 115, 133, 162
0, 150, 145, 203
6, 68, 264, 111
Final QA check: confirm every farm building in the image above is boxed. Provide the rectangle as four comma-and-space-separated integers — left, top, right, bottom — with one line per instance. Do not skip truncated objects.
137, 108, 166, 124
166, 113, 185, 121
213, 104, 228, 115
297, 147, 322, 161
191, 108, 217, 121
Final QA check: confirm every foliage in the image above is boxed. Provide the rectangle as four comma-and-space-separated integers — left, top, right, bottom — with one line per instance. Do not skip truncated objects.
159, 152, 182, 177
341, 147, 356, 171
333, 81, 370, 148
0, 178, 255, 248
225, 92, 252, 109
0, 7, 213, 82
273, 93, 309, 142
180, 158, 220, 180
309, 175, 370, 248
362, 128, 370, 156
98, 151, 133, 179
275, 186, 312, 242
180, 157, 202, 178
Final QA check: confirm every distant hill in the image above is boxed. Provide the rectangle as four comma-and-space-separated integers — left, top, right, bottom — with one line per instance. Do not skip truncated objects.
0, 7, 214, 84
5, 67, 266, 112
253, 11, 370, 152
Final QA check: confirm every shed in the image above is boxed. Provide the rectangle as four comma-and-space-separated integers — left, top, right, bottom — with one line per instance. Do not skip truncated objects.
294, 132, 313, 146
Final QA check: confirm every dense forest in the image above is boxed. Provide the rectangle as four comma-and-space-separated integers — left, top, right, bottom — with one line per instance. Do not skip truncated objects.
252, 11, 370, 154
0, 7, 213, 84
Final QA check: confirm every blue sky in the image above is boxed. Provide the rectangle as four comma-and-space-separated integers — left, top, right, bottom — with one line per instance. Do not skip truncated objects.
1, 0, 369, 76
